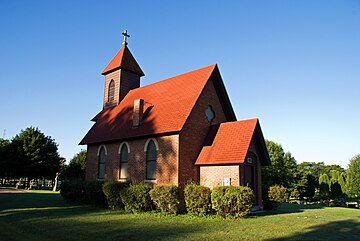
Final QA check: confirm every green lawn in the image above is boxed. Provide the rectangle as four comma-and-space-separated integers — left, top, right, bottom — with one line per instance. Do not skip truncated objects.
0, 190, 359, 241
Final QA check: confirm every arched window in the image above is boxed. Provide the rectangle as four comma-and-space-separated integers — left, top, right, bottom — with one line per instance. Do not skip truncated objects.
119, 144, 128, 179
108, 79, 115, 103
146, 140, 157, 180
98, 146, 106, 179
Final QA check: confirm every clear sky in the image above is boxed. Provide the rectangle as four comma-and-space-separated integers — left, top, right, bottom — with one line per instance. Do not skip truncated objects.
0, 0, 359, 168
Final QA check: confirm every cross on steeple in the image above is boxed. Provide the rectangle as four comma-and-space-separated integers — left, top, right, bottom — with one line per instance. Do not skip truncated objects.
122, 30, 130, 45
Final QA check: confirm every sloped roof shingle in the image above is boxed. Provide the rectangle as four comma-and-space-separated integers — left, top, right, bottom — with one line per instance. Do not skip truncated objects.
80, 64, 217, 145
195, 119, 260, 165
102, 45, 145, 76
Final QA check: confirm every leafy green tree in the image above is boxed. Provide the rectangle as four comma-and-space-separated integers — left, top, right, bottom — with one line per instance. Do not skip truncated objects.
293, 168, 315, 199
10, 127, 61, 184
319, 173, 330, 199
297, 162, 325, 189
324, 165, 345, 177
346, 154, 360, 197
338, 172, 346, 194
330, 170, 343, 198
62, 150, 87, 180
0, 138, 11, 178
262, 140, 297, 189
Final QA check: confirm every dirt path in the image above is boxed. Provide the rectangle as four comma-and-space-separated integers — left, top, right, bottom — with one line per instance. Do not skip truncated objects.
0, 188, 26, 194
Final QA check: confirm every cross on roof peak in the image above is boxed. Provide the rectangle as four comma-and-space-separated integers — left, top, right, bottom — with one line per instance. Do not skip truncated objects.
122, 30, 130, 45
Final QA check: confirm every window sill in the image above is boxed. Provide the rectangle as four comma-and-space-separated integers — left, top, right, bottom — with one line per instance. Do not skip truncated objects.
145, 179, 157, 184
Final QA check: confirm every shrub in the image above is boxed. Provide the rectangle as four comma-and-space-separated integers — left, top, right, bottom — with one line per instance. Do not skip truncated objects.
60, 179, 85, 202
102, 181, 130, 209
184, 183, 212, 216
268, 185, 287, 203
149, 185, 180, 214
211, 186, 254, 218
120, 183, 153, 213
262, 185, 276, 210
83, 181, 107, 206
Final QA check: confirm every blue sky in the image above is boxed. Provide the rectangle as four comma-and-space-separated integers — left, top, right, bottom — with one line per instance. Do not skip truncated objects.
0, 0, 359, 168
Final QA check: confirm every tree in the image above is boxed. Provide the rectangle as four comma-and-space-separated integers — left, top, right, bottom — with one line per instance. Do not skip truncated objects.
330, 170, 343, 198
324, 164, 345, 175
262, 140, 297, 189
293, 168, 315, 199
346, 154, 360, 197
11, 127, 61, 186
319, 173, 330, 199
297, 162, 325, 189
62, 150, 87, 180
0, 138, 11, 178
338, 172, 346, 194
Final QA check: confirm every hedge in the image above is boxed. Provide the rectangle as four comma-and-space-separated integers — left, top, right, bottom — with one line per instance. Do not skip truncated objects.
60, 179, 106, 207
120, 183, 153, 213
102, 181, 130, 209
211, 186, 254, 218
60, 179, 85, 202
184, 183, 212, 216
149, 185, 180, 214
83, 181, 107, 206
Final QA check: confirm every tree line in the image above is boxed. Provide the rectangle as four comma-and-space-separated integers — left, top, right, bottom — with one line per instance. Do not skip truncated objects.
1, 127, 359, 198
262, 140, 360, 200
0, 127, 86, 189
0, 127, 64, 188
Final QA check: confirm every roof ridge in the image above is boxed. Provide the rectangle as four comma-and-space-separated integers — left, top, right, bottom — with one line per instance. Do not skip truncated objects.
219, 118, 258, 125
128, 64, 217, 93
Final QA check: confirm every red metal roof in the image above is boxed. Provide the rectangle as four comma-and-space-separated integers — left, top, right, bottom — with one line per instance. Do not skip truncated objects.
195, 119, 259, 165
80, 64, 217, 145
101, 45, 145, 76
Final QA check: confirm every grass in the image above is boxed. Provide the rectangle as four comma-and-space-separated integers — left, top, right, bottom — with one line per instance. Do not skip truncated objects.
0, 191, 359, 241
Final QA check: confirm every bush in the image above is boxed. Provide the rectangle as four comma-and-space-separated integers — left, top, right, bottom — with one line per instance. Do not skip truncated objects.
268, 185, 287, 203
211, 186, 254, 218
60, 179, 85, 202
184, 183, 212, 216
262, 185, 276, 210
120, 183, 153, 213
102, 181, 130, 209
149, 185, 180, 214
83, 181, 107, 206
60, 179, 106, 206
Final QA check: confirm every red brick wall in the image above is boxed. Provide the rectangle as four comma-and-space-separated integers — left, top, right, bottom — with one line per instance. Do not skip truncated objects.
85, 134, 179, 185
179, 77, 229, 187
197, 139, 264, 209
199, 165, 240, 189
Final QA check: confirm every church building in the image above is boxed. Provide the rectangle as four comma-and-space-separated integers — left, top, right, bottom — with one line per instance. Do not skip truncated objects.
80, 31, 271, 208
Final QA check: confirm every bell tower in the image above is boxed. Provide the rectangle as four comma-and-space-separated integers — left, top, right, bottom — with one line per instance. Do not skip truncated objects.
101, 30, 145, 109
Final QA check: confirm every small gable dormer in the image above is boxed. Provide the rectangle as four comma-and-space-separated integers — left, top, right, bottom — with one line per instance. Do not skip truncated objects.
102, 31, 144, 109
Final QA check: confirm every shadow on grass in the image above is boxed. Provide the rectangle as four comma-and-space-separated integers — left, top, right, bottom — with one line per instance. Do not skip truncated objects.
0, 192, 206, 241
0, 192, 69, 210
253, 203, 325, 217
265, 219, 360, 241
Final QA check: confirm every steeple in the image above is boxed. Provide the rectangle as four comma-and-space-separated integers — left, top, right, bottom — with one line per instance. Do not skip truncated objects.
102, 31, 144, 108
